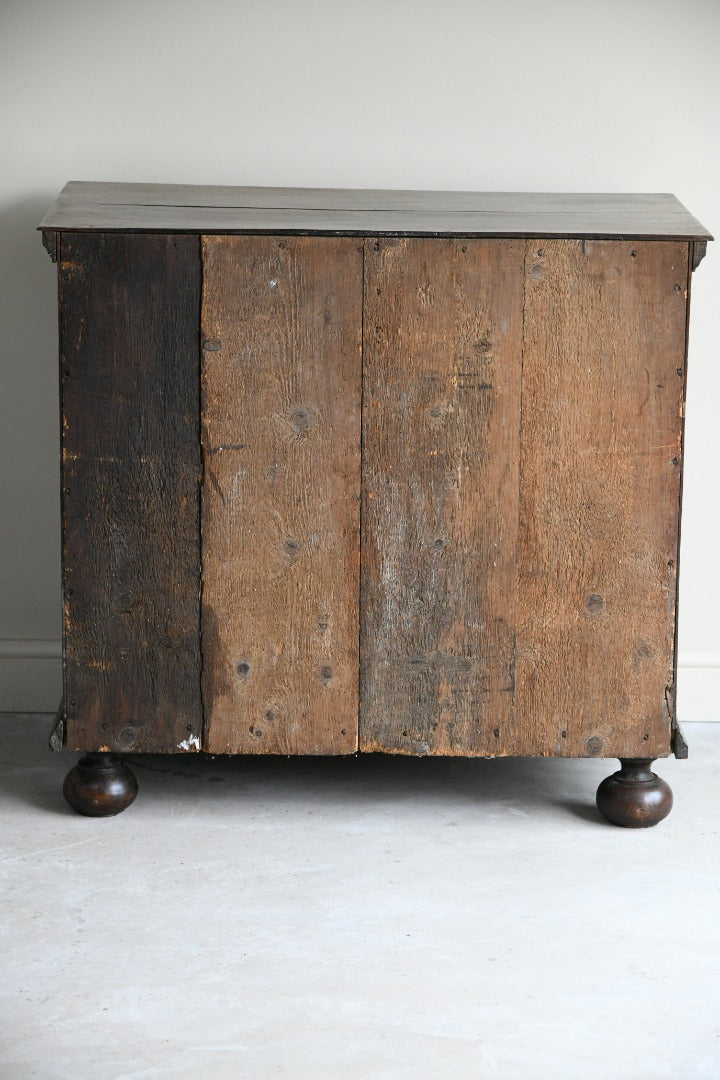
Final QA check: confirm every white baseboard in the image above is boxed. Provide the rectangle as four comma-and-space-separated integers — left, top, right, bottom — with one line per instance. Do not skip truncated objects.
1, 640, 719, 720
676, 653, 720, 725
0, 639, 62, 713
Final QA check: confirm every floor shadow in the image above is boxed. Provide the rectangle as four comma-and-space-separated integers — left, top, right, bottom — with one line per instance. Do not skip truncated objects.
560, 798, 604, 825
1, 713, 608, 824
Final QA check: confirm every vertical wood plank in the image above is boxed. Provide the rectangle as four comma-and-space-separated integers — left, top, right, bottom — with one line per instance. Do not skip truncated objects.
201, 235, 362, 754
516, 239, 689, 758
360, 238, 525, 754
60, 232, 202, 752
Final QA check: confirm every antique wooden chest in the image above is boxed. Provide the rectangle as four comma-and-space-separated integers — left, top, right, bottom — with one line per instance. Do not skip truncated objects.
39, 183, 712, 824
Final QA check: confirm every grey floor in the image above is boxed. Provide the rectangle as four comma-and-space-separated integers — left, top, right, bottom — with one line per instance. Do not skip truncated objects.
1, 715, 718, 1080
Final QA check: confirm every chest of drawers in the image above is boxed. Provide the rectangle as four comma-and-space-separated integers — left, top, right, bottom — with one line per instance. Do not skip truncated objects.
39, 182, 711, 824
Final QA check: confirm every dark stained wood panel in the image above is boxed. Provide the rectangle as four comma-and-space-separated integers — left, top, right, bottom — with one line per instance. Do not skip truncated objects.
60, 232, 202, 752
39, 182, 712, 240
360, 238, 524, 754
201, 235, 362, 754
515, 239, 689, 758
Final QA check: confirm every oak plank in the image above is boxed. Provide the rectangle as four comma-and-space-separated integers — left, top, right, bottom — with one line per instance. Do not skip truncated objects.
201, 235, 362, 754
60, 232, 202, 752
39, 183, 712, 240
515, 239, 690, 758
360, 237, 524, 754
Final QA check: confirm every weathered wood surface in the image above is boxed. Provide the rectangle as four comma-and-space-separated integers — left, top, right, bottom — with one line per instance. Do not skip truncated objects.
515, 239, 689, 758
40, 182, 712, 240
360, 238, 525, 754
201, 235, 362, 754
55, 223, 692, 762
60, 232, 202, 752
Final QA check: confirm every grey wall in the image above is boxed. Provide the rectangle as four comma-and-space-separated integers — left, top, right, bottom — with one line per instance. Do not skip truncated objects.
1, 0, 718, 717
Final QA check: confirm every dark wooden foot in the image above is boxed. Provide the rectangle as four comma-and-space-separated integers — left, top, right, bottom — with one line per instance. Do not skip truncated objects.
596, 759, 672, 828
63, 752, 138, 817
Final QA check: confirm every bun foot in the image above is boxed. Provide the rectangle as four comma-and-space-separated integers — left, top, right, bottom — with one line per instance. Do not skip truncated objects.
596, 759, 672, 828
63, 752, 138, 817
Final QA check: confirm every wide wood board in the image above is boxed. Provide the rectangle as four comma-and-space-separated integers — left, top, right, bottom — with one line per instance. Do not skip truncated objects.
514, 239, 689, 757
360, 237, 525, 754
60, 233, 202, 752
201, 235, 362, 754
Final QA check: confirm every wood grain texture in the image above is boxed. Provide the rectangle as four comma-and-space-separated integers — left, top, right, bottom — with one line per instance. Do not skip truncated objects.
60, 232, 202, 752
39, 183, 712, 240
515, 239, 689, 758
360, 238, 525, 754
201, 235, 362, 754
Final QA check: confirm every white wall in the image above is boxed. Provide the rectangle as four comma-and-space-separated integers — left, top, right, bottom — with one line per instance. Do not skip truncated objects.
1, 0, 718, 720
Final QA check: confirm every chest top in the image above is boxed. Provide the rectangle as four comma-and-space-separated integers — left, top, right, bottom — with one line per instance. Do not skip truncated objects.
39, 181, 712, 240
43, 181, 712, 822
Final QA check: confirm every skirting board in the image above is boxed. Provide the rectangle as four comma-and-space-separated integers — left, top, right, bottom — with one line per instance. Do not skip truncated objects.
0, 641, 719, 722
0, 640, 62, 713
675, 655, 720, 726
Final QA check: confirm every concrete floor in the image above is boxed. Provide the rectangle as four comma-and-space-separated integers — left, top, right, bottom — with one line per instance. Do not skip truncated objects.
1, 715, 718, 1080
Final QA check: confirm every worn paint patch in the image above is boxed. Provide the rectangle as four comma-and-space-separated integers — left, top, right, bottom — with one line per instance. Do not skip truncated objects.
177, 735, 201, 751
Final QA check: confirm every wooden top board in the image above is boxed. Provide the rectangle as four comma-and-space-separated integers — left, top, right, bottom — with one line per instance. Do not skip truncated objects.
39, 182, 712, 240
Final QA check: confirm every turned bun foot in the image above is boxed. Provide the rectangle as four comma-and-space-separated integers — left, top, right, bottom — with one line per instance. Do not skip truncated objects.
596, 759, 672, 828
63, 752, 138, 817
